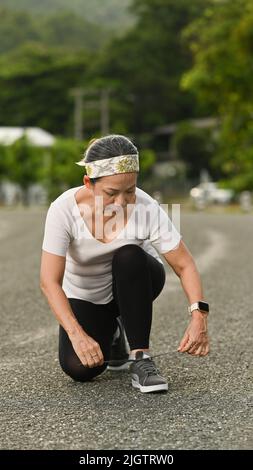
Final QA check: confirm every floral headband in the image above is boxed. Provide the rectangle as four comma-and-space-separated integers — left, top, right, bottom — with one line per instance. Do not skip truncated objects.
75, 154, 139, 178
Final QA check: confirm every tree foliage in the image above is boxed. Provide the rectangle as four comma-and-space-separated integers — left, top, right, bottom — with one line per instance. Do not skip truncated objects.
0, 44, 89, 135
0, 0, 134, 31
1, 135, 43, 203
171, 123, 216, 179
92, 0, 209, 134
0, 6, 112, 54
182, 0, 253, 190
0, 1, 210, 140
41, 137, 85, 201
4, 0, 252, 190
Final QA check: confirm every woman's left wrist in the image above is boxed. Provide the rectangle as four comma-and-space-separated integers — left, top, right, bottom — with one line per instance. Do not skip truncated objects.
191, 309, 208, 321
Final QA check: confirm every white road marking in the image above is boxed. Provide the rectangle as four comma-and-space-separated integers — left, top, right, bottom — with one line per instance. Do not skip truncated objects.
162, 229, 228, 293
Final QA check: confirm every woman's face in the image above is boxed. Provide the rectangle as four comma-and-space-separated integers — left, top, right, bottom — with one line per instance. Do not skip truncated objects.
84, 172, 137, 211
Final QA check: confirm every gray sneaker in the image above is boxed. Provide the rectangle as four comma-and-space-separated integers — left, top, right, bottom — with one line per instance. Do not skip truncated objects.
129, 351, 168, 393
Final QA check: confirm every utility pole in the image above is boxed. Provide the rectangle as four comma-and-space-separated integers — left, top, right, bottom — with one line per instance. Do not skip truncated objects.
70, 87, 111, 139
100, 89, 110, 135
70, 88, 84, 140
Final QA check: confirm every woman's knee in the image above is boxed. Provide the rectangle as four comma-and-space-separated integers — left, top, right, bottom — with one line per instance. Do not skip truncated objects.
59, 358, 107, 382
112, 244, 147, 272
146, 255, 166, 299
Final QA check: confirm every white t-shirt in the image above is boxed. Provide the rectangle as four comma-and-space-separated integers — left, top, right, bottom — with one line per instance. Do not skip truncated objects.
42, 185, 182, 304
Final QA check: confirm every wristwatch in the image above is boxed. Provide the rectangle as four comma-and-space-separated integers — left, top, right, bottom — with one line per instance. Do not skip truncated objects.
188, 301, 209, 315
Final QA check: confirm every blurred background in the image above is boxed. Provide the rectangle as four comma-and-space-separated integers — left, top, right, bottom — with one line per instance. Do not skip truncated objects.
1, 2, 253, 451
0, 0, 252, 211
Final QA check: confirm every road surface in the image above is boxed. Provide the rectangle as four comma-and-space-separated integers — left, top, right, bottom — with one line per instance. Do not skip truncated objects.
0, 207, 252, 450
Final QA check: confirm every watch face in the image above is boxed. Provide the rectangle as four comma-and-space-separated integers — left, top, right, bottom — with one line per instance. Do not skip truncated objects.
199, 301, 209, 312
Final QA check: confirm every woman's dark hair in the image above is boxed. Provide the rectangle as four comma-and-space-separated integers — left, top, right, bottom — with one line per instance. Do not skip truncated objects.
84, 134, 138, 184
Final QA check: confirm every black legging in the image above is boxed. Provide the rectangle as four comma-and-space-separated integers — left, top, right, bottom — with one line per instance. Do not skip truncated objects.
59, 244, 166, 382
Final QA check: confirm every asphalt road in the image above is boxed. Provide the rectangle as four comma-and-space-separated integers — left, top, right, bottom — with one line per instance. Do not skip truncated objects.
0, 207, 252, 450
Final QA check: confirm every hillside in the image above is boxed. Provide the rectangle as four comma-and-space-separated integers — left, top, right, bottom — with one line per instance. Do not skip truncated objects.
0, 0, 135, 30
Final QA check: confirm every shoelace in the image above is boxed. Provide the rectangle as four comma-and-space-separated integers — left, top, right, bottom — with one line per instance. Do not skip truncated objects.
77, 351, 172, 367
132, 357, 159, 376
103, 351, 171, 365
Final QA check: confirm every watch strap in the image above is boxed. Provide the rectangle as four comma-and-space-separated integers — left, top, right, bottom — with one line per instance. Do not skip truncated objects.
188, 301, 209, 315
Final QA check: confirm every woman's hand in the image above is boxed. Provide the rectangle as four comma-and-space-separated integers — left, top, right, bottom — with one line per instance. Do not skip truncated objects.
177, 311, 210, 356
69, 329, 104, 368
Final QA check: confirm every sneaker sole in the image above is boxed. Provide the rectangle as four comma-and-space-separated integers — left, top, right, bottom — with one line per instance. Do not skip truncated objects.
107, 362, 130, 371
132, 378, 168, 393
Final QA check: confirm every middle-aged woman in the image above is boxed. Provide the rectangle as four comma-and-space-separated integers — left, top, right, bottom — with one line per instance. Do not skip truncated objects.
40, 134, 209, 394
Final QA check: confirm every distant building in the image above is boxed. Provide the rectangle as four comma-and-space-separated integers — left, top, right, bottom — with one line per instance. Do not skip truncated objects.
153, 117, 218, 162
0, 127, 55, 147
0, 127, 55, 206
150, 117, 219, 185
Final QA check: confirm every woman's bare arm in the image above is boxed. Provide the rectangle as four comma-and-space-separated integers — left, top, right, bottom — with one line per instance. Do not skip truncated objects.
40, 250, 82, 336
163, 240, 209, 356
40, 250, 104, 367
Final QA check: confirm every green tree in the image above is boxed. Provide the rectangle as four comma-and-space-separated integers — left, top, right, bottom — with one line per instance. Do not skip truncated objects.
0, 44, 89, 135
0, 6, 114, 55
0, 144, 11, 181
171, 123, 216, 180
92, 0, 209, 134
137, 148, 156, 185
40, 11, 112, 52
42, 138, 85, 201
0, 0, 134, 32
6, 136, 43, 204
0, 7, 40, 54
182, 0, 253, 190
